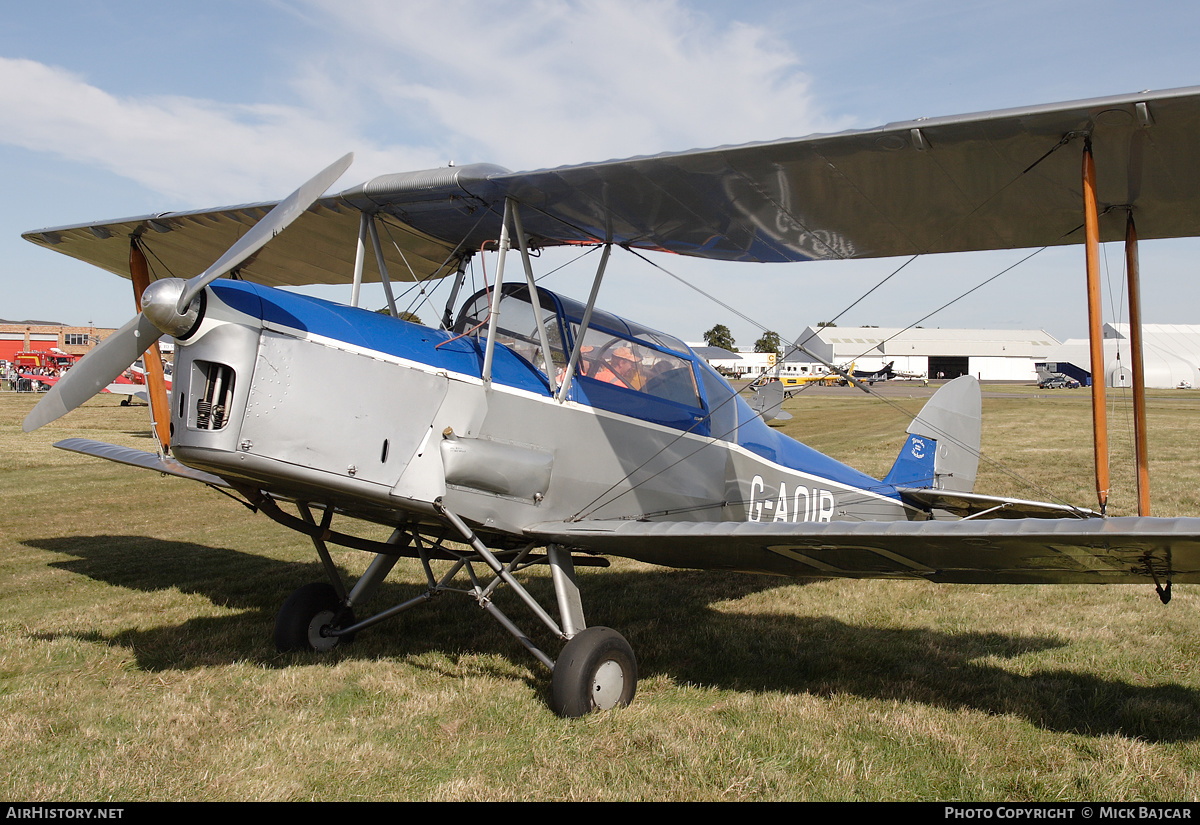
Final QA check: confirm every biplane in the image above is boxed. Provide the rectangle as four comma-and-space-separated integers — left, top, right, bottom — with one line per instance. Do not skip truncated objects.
21, 86, 1200, 716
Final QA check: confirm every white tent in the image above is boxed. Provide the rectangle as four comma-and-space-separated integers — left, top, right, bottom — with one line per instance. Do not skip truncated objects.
1046, 324, 1200, 389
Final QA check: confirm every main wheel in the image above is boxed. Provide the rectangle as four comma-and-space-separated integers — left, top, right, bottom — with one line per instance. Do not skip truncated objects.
274, 582, 354, 653
550, 626, 637, 717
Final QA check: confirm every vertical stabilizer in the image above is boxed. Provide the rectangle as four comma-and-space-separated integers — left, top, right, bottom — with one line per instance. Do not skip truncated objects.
748, 380, 792, 423
883, 375, 981, 493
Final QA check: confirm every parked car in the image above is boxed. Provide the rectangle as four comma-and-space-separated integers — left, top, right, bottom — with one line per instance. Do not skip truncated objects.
1039, 375, 1081, 389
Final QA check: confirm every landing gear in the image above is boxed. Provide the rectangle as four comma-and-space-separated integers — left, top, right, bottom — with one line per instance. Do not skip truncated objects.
259, 496, 640, 715
550, 626, 637, 717
274, 582, 355, 652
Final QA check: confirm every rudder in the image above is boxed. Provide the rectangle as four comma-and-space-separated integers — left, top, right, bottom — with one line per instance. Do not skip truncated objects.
882, 375, 981, 492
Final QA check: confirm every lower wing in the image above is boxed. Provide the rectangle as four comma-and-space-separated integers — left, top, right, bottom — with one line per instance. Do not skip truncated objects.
525, 518, 1200, 584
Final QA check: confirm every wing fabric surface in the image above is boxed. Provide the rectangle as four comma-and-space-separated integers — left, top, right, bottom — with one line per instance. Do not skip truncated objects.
25, 200, 467, 287
488, 87, 1200, 261
526, 518, 1200, 584
24, 87, 1200, 284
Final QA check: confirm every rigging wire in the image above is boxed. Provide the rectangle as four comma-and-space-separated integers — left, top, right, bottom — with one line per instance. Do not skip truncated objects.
137, 239, 179, 281
534, 244, 602, 283
376, 210, 490, 323
1102, 236, 1138, 506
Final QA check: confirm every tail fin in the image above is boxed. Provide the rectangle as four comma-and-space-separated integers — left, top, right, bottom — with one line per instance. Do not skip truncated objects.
748, 380, 792, 423
882, 375, 981, 492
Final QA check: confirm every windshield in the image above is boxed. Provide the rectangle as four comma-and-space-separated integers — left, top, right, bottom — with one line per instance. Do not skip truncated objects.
454, 285, 568, 377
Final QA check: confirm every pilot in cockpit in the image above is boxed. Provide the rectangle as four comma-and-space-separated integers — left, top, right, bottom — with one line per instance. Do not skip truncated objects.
592, 346, 644, 390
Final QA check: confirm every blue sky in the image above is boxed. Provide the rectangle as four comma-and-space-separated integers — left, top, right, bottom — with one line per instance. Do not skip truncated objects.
2, 0, 1198, 348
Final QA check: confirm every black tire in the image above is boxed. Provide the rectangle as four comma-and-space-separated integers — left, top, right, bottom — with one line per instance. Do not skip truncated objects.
550, 626, 637, 717
274, 582, 353, 653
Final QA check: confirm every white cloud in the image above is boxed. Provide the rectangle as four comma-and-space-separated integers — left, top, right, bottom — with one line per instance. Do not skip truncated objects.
0, 3, 841, 205
292, 0, 848, 169
0, 57, 439, 206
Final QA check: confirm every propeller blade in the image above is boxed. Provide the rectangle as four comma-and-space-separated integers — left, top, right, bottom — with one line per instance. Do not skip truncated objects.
24, 154, 354, 433
23, 313, 162, 432
176, 152, 354, 312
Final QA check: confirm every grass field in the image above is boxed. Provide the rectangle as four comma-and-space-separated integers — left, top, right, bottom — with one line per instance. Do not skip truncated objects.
3, 386, 1200, 801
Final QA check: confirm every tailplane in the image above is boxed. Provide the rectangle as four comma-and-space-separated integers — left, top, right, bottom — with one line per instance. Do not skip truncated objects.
882, 375, 981, 493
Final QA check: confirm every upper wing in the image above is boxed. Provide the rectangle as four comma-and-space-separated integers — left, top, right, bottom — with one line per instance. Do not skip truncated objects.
25, 87, 1200, 283
23, 194, 473, 288
526, 517, 1200, 585
486, 87, 1200, 261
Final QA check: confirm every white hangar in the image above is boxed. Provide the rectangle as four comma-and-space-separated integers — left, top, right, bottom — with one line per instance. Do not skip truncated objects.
784, 326, 1062, 381
1041, 323, 1200, 389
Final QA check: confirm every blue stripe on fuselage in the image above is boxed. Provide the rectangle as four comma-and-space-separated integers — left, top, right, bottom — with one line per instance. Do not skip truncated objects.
730, 391, 897, 497
209, 281, 552, 395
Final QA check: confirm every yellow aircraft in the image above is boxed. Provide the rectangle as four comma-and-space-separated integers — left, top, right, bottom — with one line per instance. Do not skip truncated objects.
770, 362, 855, 394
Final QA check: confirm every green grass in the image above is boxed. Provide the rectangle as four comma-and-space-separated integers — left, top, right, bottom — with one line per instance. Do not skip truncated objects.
3, 388, 1200, 800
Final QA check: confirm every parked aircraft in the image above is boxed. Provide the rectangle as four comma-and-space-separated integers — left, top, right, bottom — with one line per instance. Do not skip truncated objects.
21, 87, 1200, 716
14, 371, 139, 395
844, 361, 928, 384
853, 361, 895, 384
782, 363, 852, 391
111, 360, 174, 406
750, 361, 856, 397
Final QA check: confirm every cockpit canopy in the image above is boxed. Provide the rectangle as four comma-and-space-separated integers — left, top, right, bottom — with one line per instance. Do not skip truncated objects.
454, 284, 730, 435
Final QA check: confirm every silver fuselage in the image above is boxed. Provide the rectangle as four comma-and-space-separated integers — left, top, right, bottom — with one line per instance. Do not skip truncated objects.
170, 284, 915, 543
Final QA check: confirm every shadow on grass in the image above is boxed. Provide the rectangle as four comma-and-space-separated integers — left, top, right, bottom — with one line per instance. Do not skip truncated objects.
23, 533, 1200, 742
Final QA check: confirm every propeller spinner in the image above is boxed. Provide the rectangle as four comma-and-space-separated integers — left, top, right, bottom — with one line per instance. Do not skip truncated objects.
22, 153, 354, 434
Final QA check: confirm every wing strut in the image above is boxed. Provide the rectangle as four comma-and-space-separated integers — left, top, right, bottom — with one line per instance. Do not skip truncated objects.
478, 197, 561, 392
1082, 139, 1109, 513
481, 199, 513, 386
1125, 213, 1151, 515
557, 243, 611, 402
366, 216, 399, 318
510, 203, 559, 391
350, 212, 368, 307
129, 240, 172, 451
440, 260, 468, 331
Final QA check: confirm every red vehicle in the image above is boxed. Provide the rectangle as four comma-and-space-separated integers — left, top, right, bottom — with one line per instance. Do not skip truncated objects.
14, 350, 77, 371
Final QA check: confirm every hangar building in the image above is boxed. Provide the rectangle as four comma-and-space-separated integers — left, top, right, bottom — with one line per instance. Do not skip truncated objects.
783, 326, 1061, 381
